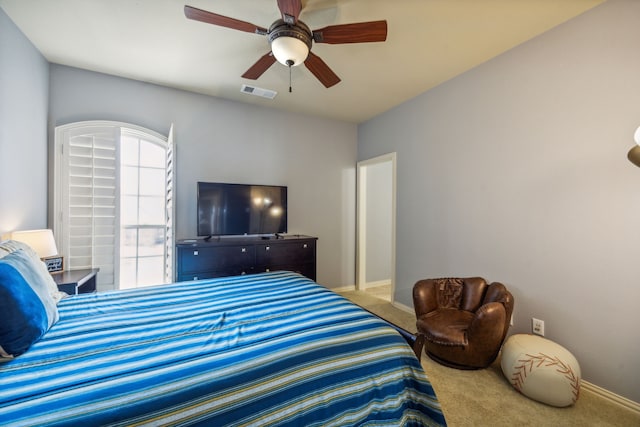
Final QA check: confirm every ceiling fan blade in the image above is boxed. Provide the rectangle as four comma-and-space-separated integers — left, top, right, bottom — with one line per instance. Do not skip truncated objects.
184, 5, 267, 35
241, 52, 277, 80
304, 51, 341, 88
277, 0, 302, 24
313, 20, 387, 44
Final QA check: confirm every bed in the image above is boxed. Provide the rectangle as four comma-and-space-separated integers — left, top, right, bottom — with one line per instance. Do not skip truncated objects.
0, 244, 446, 426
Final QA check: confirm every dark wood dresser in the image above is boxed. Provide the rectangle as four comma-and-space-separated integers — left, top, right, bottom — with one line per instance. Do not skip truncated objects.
175, 235, 317, 282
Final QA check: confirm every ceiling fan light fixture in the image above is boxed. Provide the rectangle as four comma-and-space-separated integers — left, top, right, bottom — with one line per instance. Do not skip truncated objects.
268, 19, 312, 67
271, 36, 309, 66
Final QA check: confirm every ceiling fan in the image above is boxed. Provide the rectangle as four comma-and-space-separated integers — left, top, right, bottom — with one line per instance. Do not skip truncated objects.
184, 0, 387, 89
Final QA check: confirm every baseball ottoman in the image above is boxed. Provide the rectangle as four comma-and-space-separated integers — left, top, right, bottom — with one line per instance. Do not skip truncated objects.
501, 334, 581, 407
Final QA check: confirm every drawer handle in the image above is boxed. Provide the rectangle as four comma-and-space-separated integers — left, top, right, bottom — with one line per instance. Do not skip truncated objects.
194, 250, 199, 256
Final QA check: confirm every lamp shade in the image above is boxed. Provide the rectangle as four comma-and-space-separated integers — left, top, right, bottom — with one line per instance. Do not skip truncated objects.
271, 36, 309, 67
10, 229, 59, 258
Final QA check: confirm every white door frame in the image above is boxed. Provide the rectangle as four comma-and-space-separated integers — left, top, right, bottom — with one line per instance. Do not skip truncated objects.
356, 152, 397, 302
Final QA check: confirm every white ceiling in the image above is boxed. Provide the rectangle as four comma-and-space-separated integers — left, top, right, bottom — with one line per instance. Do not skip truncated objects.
0, 0, 605, 123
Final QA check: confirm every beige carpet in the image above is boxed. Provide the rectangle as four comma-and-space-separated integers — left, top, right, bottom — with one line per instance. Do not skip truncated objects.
338, 289, 640, 427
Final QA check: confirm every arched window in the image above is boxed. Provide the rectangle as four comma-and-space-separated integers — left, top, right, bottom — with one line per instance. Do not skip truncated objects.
54, 121, 174, 291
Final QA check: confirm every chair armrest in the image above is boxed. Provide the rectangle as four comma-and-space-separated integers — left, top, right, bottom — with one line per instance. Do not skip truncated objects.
413, 279, 438, 317
484, 282, 515, 338
467, 302, 507, 345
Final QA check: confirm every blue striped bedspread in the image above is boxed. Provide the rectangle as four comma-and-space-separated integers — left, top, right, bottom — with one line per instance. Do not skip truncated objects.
0, 271, 446, 426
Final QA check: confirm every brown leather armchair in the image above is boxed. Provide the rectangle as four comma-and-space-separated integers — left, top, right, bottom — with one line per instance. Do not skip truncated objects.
413, 277, 514, 369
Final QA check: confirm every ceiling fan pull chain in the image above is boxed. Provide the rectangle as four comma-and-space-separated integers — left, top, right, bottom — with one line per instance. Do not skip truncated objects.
286, 59, 294, 92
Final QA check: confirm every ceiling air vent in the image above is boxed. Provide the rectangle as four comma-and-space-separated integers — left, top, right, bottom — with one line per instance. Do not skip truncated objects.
240, 84, 277, 100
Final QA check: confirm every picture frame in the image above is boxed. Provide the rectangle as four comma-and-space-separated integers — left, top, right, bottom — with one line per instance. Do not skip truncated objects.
43, 256, 64, 273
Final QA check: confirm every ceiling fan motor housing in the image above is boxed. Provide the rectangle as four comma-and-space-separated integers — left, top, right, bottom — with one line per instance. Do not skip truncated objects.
268, 19, 312, 66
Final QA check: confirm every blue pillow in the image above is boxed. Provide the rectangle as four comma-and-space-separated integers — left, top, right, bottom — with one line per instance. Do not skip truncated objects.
0, 249, 59, 359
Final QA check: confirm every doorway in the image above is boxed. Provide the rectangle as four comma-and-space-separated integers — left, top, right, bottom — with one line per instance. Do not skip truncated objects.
356, 153, 396, 302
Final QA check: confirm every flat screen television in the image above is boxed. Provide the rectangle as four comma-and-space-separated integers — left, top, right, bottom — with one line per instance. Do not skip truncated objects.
197, 181, 287, 237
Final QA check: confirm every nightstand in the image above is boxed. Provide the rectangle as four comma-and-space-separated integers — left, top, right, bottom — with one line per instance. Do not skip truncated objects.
53, 268, 99, 295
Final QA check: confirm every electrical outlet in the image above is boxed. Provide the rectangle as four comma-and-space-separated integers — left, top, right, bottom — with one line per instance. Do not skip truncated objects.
532, 318, 545, 336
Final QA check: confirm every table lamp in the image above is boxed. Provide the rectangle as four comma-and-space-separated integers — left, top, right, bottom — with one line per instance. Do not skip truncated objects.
9, 229, 64, 272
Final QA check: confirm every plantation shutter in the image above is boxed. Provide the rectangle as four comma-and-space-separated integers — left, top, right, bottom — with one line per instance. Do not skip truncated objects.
55, 125, 119, 291
55, 121, 174, 291
164, 124, 175, 282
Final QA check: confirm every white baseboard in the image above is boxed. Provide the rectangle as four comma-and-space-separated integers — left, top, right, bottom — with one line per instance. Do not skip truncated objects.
392, 300, 415, 315
362, 279, 391, 290
581, 380, 640, 415
330, 284, 356, 293
330, 282, 392, 292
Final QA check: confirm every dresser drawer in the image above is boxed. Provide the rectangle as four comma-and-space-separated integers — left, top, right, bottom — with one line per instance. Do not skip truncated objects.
178, 245, 255, 274
177, 268, 253, 282
255, 263, 316, 281
255, 241, 315, 266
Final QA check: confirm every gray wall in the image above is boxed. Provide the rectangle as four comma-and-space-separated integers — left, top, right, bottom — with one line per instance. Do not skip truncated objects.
0, 7, 49, 235
358, 0, 640, 403
48, 65, 357, 288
